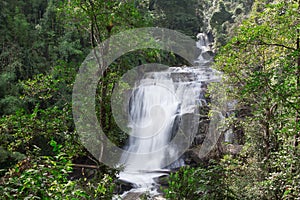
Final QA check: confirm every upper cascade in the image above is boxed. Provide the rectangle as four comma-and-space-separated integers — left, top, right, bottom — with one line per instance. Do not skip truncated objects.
195, 32, 215, 65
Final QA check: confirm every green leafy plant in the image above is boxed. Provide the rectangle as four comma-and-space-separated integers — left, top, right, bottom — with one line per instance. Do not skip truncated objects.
212, 1, 300, 199
164, 162, 235, 200
0, 153, 87, 199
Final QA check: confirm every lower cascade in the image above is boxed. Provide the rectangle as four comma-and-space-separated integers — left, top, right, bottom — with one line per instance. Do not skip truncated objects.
115, 34, 220, 199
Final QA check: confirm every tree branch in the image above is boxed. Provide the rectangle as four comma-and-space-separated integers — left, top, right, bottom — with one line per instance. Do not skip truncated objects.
72, 163, 99, 169
251, 41, 297, 51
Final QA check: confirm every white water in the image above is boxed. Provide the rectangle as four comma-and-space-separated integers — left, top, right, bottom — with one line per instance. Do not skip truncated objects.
116, 33, 219, 197
122, 84, 178, 167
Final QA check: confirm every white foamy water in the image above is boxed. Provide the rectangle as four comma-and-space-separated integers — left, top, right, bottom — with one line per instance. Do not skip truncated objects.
116, 33, 220, 198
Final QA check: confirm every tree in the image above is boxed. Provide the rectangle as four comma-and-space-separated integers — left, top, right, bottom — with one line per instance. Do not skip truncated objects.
213, 0, 300, 198
0, 0, 87, 115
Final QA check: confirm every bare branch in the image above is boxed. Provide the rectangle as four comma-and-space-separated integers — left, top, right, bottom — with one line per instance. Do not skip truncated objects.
251, 41, 297, 51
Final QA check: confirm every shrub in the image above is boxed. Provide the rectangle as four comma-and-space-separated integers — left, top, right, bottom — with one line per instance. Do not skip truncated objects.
164, 161, 235, 200
0, 154, 86, 199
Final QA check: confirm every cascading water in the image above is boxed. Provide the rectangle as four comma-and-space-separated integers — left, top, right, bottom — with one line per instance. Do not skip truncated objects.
121, 79, 179, 170
116, 33, 219, 198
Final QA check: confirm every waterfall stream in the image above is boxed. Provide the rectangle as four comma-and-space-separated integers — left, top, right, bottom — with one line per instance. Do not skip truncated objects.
115, 33, 219, 198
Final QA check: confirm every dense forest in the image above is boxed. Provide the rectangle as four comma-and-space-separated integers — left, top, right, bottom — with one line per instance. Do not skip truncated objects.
0, 0, 299, 199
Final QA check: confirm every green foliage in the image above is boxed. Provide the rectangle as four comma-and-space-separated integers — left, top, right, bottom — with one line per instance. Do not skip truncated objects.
210, 2, 233, 28
0, 1, 160, 199
0, 72, 22, 116
0, 105, 74, 155
0, 147, 26, 177
1, 0, 282, 199
164, 163, 234, 200
0, 140, 117, 200
219, 151, 300, 199
60, 0, 150, 44
76, 173, 115, 200
201, 0, 254, 46
0, 64, 81, 171
0, 154, 83, 199
212, 0, 300, 199
0, 0, 87, 116
149, 0, 203, 36
20, 63, 77, 111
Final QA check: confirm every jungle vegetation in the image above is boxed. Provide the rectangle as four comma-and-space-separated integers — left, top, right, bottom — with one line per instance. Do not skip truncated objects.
0, 0, 299, 199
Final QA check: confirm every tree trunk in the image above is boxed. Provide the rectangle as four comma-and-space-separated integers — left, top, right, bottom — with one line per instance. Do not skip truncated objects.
295, 1, 300, 150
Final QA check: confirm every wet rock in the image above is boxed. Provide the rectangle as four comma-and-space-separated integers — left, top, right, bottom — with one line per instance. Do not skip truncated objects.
207, 31, 214, 43
185, 145, 203, 164
193, 134, 206, 145
121, 192, 166, 200
201, 51, 214, 60
153, 174, 169, 187
153, 195, 166, 200
122, 192, 144, 200
115, 179, 135, 194
195, 48, 202, 58
184, 144, 223, 165
171, 72, 195, 82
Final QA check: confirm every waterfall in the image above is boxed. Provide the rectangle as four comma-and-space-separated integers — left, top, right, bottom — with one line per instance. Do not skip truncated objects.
116, 33, 219, 197
121, 78, 179, 171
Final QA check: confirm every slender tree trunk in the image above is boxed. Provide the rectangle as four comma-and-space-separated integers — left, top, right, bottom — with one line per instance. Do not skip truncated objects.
294, 0, 300, 151
290, 2, 300, 177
